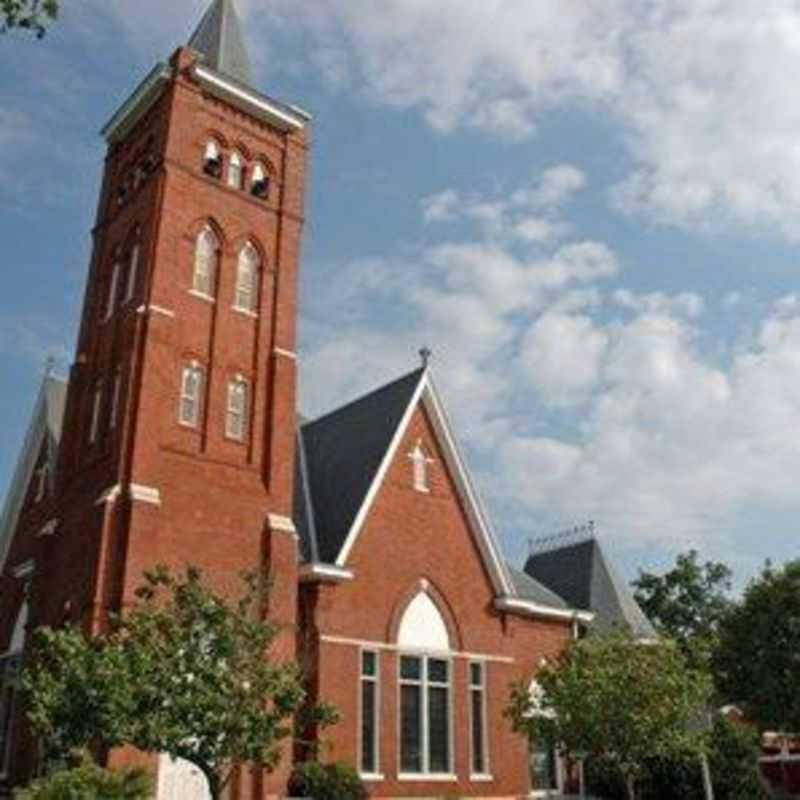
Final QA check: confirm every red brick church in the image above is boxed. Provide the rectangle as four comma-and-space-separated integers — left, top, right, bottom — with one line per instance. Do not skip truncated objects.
0, 2, 631, 797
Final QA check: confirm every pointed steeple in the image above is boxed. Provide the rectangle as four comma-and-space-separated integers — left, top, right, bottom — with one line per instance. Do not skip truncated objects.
188, 0, 254, 87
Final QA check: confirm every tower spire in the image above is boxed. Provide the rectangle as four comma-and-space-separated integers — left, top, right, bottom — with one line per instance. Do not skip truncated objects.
188, 0, 254, 87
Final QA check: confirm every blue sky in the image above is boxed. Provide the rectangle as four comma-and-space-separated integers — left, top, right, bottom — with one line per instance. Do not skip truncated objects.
2, 0, 800, 590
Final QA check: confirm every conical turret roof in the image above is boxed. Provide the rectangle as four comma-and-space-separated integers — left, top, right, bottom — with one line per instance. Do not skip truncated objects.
188, 0, 254, 87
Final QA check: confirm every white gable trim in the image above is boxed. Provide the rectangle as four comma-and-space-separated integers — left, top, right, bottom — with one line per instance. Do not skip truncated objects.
297, 429, 320, 563
335, 374, 426, 568
334, 372, 514, 598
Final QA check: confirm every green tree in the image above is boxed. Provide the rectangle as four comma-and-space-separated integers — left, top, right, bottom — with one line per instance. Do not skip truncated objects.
506, 631, 711, 800
15, 751, 151, 800
1, 0, 58, 37
24, 566, 338, 800
714, 559, 800, 733
633, 550, 732, 666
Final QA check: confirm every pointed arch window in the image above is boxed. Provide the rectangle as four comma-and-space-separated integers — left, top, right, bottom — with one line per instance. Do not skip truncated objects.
34, 463, 49, 504
110, 366, 123, 431
125, 238, 141, 303
228, 152, 244, 190
0, 602, 28, 778
251, 163, 270, 199
226, 376, 250, 441
89, 380, 104, 444
179, 363, 205, 428
104, 260, 121, 321
203, 140, 222, 178
396, 590, 453, 777
193, 227, 219, 298
234, 243, 260, 313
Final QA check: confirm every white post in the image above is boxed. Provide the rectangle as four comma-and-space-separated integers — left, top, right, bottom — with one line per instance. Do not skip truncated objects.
700, 753, 714, 800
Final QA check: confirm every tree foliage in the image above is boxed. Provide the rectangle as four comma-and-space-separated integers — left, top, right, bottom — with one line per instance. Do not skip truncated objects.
1, 0, 58, 37
15, 751, 151, 800
713, 559, 800, 733
506, 631, 711, 800
288, 761, 367, 800
633, 549, 732, 666
24, 566, 338, 800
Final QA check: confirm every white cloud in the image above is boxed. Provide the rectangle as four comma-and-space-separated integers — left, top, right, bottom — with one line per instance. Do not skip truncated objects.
262, 0, 800, 238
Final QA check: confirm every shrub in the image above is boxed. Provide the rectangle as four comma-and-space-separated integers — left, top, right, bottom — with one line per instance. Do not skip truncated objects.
15, 754, 152, 800
288, 761, 367, 800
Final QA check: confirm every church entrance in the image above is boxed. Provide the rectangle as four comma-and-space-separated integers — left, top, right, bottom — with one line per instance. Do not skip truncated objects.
157, 755, 211, 800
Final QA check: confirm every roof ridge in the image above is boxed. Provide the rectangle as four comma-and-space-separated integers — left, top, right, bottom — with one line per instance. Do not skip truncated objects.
302, 368, 425, 430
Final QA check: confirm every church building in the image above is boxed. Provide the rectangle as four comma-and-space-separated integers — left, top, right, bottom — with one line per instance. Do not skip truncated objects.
0, 2, 600, 797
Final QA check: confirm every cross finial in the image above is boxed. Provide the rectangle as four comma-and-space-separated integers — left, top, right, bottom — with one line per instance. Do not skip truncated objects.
419, 347, 432, 368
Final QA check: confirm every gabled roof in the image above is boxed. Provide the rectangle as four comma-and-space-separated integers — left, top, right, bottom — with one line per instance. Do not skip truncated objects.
299, 369, 425, 564
507, 564, 569, 610
524, 538, 657, 639
188, 0, 254, 87
0, 376, 67, 572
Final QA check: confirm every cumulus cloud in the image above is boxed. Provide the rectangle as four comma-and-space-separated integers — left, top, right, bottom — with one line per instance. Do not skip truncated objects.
259, 0, 800, 238
301, 170, 800, 554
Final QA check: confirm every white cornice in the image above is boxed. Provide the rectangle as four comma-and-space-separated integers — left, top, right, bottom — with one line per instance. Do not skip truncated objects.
298, 563, 354, 584
193, 65, 308, 132
495, 596, 595, 624
101, 63, 172, 144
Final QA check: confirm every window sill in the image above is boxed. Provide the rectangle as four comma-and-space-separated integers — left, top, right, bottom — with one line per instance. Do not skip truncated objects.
189, 289, 216, 304
471, 774, 494, 782
359, 773, 385, 782
232, 305, 258, 318
397, 773, 457, 782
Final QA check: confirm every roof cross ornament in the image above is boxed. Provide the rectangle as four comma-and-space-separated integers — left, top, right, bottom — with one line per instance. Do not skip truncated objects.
419, 347, 433, 368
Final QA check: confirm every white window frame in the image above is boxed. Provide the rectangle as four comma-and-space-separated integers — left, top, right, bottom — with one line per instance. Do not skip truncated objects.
125, 240, 140, 303
397, 654, 455, 781
89, 381, 103, 444
228, 151, 244, 189
192, 228, 219, 300
225, 376, 249, 441
179, 363, 205, 428
104, 261, 120, 321
233, 243, 260, 314
469, 661, 491, 779
359, 649, 382, 780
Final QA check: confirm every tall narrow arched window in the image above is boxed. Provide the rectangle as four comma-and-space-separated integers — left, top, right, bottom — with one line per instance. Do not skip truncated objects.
125, 237, 141, 303
234, 243, 260, 313
104, 260, 121, 321
251, 163, 270, 199
0, 602, 28, 777
179, 363, 205, 428
203, 140, 222, 178
228, 152, 244, 189
396, 590, 453, 777
226, 376, 250, 441
193, 228, 219, 298
409, 441, 434, 493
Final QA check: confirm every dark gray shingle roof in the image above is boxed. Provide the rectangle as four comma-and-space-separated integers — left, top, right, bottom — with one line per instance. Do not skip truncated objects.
298, 369, 424, 564
524, 538, 657, 639
507, 564, 569, 610
188, 0, 254, 87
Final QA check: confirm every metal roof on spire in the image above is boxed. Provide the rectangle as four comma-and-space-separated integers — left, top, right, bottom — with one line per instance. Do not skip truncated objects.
188, 0, 254, 87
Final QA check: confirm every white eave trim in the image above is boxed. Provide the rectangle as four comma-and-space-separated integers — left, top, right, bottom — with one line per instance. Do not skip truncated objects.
12, 559, 35, 580
193, 66, 309, 132
299, 563, 354, 584
495, 596, 595, 624
101, 62, 172, 143
334, 370, 514, 598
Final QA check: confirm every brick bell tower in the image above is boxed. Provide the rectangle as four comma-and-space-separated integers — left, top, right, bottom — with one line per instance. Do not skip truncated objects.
13, 0, 309, 792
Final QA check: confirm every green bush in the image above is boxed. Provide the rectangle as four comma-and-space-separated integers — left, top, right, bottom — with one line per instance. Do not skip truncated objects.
585, 716, 769, 800
15, 754, 152, 800
288, 761, 367, 800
